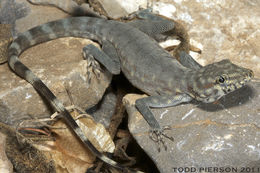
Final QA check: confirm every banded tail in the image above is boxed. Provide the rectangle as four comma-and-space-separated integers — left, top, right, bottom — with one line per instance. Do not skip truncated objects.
8, 17, 143, 173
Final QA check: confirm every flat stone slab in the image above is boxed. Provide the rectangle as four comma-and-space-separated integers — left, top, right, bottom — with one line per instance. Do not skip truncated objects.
124, 82, 260, 173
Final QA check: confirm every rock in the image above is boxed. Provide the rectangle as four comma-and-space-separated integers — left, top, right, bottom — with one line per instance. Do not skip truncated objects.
0, 37, 111, 126
123, 82, 260, 173
95, 0, 148, 18
0, 131, 13, 173
0, 0, 70, 36
16, 0, 69, 35
0, 0, 27, 33
41, 109, 116, 172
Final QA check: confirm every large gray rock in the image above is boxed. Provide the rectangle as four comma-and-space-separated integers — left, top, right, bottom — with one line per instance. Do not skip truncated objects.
124, 82, 260, 173
97, 0, 147, 18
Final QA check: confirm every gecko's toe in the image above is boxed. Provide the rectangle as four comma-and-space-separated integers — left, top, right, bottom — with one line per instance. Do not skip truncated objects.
162, 126, 174, 141
149, 126, 174, 152
85, 54, 102, 84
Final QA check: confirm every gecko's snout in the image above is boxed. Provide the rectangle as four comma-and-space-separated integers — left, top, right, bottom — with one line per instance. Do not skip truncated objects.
241, 69, 254, 84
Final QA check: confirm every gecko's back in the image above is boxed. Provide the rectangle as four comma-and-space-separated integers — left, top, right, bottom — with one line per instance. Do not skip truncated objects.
9, 17, 187, 96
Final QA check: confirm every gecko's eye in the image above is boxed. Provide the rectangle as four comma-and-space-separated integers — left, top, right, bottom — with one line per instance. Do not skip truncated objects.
216, 76, 225, 84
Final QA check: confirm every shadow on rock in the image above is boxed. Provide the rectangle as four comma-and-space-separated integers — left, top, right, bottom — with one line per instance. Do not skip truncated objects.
196, 83, 256, 112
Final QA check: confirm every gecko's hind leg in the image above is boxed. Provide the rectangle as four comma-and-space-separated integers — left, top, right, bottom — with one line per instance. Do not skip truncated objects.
126, 9, 175, 42
83, 43, 120, 83
125, 9, 202, 64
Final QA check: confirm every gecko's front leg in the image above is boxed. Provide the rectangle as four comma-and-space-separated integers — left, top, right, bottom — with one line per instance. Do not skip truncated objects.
135, 94, 192, 151
82, 42, 121, 83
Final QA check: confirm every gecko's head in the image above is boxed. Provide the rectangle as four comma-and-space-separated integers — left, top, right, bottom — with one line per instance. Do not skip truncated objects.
188, 59, 253, 103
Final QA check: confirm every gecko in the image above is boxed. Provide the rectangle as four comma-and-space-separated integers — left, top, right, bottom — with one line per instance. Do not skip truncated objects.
7, 11, 253, 172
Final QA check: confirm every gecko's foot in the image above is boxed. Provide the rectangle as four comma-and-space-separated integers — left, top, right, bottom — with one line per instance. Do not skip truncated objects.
120, 8, 152, 21
149, 126, 174, 152
83, 52, 101, 84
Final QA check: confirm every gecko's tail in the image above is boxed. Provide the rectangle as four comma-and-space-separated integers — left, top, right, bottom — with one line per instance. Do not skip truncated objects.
27, 0, 107, 18
8, 18, 144, 173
